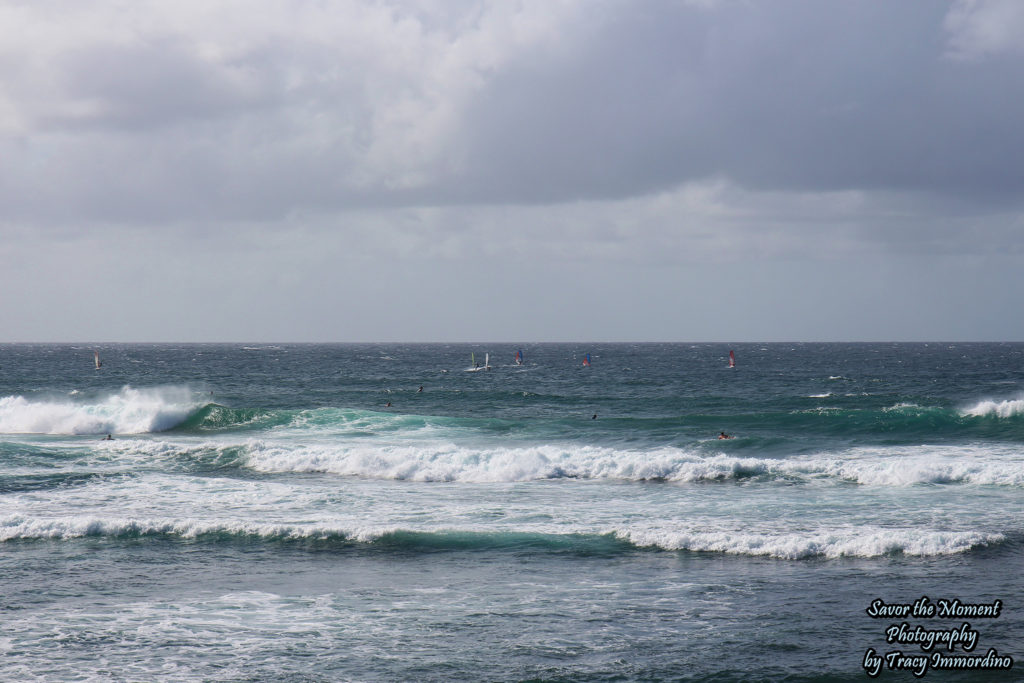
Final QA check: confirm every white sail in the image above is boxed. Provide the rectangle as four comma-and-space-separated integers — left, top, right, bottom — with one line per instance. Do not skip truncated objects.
466, 352, 492, 372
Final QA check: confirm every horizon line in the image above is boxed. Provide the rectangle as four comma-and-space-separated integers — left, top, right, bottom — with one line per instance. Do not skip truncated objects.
1, 340, 1021, 345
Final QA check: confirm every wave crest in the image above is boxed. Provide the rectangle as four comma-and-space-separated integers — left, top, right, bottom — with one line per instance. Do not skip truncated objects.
230, 442, 1024, 486
0, 515, 1004, 560
620, 528, 1004, 559
0, 386, 207, 435
243, 443, 792, 483
962, 398, 1024, 419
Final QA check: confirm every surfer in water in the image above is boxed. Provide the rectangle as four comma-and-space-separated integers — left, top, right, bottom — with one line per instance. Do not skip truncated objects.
385, 401, 392, 408
102, 434, 114, 440
718, 431, 733, 440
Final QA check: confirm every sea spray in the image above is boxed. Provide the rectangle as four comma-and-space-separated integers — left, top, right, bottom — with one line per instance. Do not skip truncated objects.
0, 385, 206, 434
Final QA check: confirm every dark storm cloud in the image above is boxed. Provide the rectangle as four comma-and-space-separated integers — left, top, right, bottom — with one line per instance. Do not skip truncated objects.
2, 0, 1022, 229
456, 1, 1024, 206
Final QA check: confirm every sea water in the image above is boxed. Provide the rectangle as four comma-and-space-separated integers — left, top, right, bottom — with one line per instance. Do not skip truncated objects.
0, 343, 1021, 681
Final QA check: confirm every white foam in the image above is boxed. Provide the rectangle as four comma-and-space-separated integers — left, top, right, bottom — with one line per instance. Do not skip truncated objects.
235, 440, 1024, 486
885, 402, 924, 411
786, 444, 1024, 487
0, 514, 365, 542
0, 511, 436, 548
962, 397, 1024, 418
620, 527, 1004, 559
0, 513, 1003, 560
243, 441, 790, 483
0, 386, 203, 435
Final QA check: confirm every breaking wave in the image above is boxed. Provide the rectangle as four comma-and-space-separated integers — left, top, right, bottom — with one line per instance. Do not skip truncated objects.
0, 386, 207, 435
619, 527, 1005, 560
0, 515, 1004, 560
223, 441, 1024, 486
961, 397, 1024, 419
9, 390, 1021, 440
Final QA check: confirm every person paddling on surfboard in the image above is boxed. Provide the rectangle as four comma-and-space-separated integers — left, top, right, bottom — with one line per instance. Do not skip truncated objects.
718, 431, 733, 440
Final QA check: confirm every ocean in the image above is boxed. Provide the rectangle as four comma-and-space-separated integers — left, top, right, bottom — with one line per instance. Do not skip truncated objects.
1, 343, 1021, 682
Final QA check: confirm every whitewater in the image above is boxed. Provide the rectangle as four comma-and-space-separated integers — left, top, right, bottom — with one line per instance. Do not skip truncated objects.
1, 342, 1021, 681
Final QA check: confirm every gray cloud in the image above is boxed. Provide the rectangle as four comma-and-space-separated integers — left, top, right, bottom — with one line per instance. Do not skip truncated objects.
457, 1, 1024, 206
1, 0, 1022, 341
3, 1, 1022, 219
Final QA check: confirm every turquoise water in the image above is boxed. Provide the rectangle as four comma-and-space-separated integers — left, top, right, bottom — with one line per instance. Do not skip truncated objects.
1, 343, 1021, 680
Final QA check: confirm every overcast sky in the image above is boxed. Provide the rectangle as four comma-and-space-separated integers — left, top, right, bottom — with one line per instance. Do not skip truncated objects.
2, 0, 1022, 342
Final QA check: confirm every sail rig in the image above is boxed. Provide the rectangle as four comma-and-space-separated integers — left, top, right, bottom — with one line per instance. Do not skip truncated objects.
466, 352, 492, 372
729, 350, 735, 368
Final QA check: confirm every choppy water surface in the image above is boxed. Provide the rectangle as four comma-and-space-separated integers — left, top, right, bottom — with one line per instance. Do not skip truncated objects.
1, 343, 1021, 680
